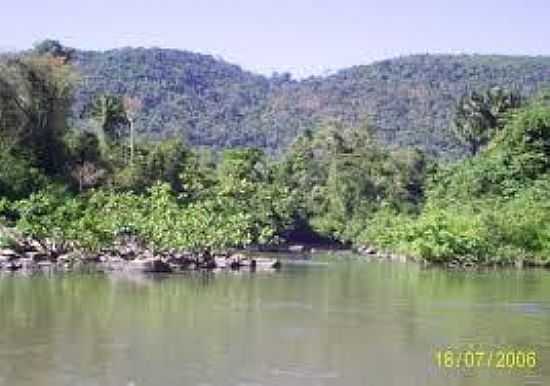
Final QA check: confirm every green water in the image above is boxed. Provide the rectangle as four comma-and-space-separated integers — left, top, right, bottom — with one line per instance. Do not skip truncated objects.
0, 258, 549, 386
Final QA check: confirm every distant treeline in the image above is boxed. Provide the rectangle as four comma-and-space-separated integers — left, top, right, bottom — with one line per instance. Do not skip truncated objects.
70, 43, 550, 157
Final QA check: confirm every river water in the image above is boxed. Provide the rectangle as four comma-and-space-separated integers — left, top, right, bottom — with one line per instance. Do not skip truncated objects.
0, 255, 549, 386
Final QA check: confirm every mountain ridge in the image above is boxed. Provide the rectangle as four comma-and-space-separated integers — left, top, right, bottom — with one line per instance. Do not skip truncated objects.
69, 47, 550, 156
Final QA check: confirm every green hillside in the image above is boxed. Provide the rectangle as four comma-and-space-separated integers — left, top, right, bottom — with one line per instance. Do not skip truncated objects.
2, 43, 550, 267
72, 48, 550, 156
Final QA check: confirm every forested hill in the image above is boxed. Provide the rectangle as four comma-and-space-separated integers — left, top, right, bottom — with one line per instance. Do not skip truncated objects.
72, 48, 550, 156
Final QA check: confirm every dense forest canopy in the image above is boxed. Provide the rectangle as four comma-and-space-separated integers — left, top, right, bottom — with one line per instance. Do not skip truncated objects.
2, 40, 550, 268
66, 46, 550, 157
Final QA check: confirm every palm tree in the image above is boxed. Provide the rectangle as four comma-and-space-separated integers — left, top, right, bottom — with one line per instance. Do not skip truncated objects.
453, 88, 522, 156
88, 94, 129, 147
123, 96, 142, 165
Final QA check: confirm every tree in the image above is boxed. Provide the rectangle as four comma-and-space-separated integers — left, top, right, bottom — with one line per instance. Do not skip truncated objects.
453, 88, 522, 156
71, 162, 106, 192
87, 94, 129, 151
0, 53, 77, 174
123, 96, 142, 165
218, 148, 268, 189
66, 131, 105, 191
142, 140, 189, 192
33, 39, 75, 63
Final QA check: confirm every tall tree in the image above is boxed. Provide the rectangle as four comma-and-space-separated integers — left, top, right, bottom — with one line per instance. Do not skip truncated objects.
0, 53, 76, 174
453, 88, 522, 156
87, 94, 129, 151
123, 96, 142, 165
66, 131, 104, 192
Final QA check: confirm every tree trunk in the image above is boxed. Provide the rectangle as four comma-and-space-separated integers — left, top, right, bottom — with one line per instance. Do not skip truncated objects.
129, 118, 134, 165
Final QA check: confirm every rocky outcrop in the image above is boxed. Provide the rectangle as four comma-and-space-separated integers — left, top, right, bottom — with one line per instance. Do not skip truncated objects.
126, 258, 172, 273
0, 230, 282, 274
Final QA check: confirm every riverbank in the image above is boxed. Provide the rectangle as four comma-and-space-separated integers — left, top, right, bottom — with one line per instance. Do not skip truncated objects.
353, 244, 550, 269
3, 229, 548, 273
0, 227, 283, 273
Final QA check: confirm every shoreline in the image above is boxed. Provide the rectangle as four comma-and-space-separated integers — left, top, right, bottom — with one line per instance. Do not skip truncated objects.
354, 245, 550, 269
2, 225, 550, 273
0, 230, 285, 273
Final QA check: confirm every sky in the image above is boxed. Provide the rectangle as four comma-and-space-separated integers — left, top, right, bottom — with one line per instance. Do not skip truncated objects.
1, 0, 548, 78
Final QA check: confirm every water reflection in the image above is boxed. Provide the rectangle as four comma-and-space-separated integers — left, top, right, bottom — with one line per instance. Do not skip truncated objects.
0, 260, 549, 385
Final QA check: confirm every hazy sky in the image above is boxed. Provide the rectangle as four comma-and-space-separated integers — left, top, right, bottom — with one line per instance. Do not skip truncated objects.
1, 0, 548, 78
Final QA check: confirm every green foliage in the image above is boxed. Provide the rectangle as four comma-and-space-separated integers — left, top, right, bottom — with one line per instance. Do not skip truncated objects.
0, 147, 50, 200
108, 139, 197, 194
72, 49, 550, 156
360, 103, 550, 265
86, 94, 130, 147
278, 123, 428, 243
453, 88, 522, 155
0, 54, 76, 174
3, 43, 550, 266
216, 148, 294, 243
11, 179, 293, 252
0, 233, 16, 249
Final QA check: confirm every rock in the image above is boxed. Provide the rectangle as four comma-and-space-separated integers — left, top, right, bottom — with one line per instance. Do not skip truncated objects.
356, 246, 368, 254
5, 261, 22, 271
108, 256, 125, 263
251, 258, 281, 270
0, 255, 13, 264
59, 262, 73, 271
104, 256, 125, 271
27, 239, 47, 253
84, 255, 102, 263
214, 256, 229, 268
126, 258, 172, 273
288, 245, 304, 253
0, 249, 20, 261
447, 261, 459, 269
200, 259, 217, 269
229, 260, 241, 270
0, 248, 18, 255
163, 255, 180, 264
164, 254, 195, 269
19, 258, 36, 270
24, 251, 49, 262
98, 255, 108, 263
37, 261, 53, 270
138, 250, 155, 260
228, 254, 245, 270
57, 253, 76, 263
230, 253, 246, 261
463, 261, 476, 269
187, 261, 199, 270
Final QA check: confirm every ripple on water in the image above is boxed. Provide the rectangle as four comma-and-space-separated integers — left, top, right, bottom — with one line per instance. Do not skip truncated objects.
270, 366, 340, 380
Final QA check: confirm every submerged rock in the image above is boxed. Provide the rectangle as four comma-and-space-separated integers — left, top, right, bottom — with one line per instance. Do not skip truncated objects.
251, 258, 282, 270
24, 251, 49, 262
214, 256, 229, 269
288, 245, 305, 253
126, 258, 172, 273
0, 233, 285, 274
3, 260, 22, 271
0, 249, 20, 262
